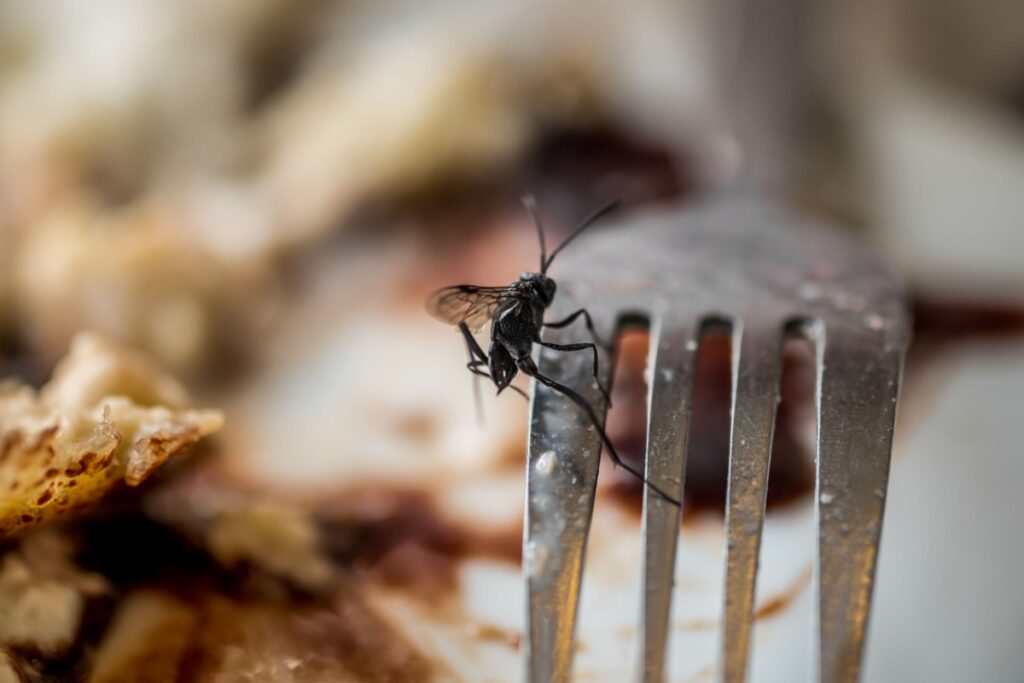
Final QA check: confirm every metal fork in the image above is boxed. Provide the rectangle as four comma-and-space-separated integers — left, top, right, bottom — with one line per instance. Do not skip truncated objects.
522, 193, 909, 682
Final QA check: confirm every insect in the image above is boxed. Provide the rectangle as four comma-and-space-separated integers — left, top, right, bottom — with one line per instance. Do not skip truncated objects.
426, 195, 679, 505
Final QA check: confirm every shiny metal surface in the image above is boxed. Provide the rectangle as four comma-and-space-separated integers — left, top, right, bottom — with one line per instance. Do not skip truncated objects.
523, 194, 909, 682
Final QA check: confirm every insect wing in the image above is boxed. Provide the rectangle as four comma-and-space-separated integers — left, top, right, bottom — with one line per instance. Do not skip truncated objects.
426, 285, 508, 332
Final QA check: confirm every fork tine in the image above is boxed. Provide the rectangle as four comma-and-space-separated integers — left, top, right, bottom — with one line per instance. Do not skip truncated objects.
637, 316, 700, 683
524, 313, 617, 683
815, 331, 903, 683
720, 318, 784, 683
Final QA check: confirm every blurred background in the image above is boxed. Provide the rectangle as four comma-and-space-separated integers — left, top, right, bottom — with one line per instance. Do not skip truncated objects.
0, 0, 1022, 681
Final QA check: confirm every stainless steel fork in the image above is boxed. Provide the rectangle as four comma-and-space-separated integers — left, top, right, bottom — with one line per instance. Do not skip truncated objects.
523, 193, 909, 682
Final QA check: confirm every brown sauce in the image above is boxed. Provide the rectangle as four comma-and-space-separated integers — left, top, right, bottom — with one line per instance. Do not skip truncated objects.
604, 330, 816, 518
910, 294, 1024, 353
315, 487, 522, 599
754, 565, 813, 621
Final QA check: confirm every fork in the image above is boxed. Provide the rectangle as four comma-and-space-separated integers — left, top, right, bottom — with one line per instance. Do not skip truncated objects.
522, 193, 909, 682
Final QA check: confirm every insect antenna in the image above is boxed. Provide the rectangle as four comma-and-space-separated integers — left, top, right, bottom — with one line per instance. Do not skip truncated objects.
522, 193, 547, 272
541, 198, 620, 274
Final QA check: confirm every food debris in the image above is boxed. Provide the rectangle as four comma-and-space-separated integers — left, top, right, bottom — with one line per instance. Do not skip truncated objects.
0, 531, 107, 658
0, 333, 223, 538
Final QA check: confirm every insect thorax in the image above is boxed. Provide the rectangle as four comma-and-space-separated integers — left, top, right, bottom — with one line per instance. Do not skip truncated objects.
520, 272, 556, 306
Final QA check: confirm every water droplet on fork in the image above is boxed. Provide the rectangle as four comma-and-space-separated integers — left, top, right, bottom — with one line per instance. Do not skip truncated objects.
535, 450, 557, 476
526, 541, 550, 576
798, 282, 822, 301
863, 313, 885, 331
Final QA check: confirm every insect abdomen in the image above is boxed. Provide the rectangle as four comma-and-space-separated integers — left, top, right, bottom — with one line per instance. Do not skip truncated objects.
488, 344, 517, 391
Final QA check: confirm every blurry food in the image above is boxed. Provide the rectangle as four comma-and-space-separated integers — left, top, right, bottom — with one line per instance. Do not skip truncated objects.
207, 504, 333, 591
0, 240, 13, 349
0, 531, 107, 659
11, 196, 277, 377
837, 0, 1024, 97
0, 0, 713, 243
146, 471, 335, 593
0, 0, 713, 377
88, 587, 436, 683
0, 653, 17, 683
257, 15, 532, 246
87, 591, 197, 683
225, 241, 528, 493
255, 0, 713, 243
854, 85, 1024, 300
0, 0, 293, 219
0, 332, 222, 538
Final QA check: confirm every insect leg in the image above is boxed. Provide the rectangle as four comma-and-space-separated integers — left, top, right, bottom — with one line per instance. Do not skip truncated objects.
466, 360, 529, 400
536, 340, 611, 406
542, 308, 610, 349
518, 357, 680, 506
459, 322, 489, 363
459, 323, 490, 423
497, 379, 530, 400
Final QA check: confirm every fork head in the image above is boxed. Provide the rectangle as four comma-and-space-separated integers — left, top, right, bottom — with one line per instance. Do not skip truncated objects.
524, 194, 909, 683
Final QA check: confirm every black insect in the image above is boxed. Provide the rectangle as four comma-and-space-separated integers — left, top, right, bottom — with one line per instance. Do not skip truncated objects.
426, 196, 679, 505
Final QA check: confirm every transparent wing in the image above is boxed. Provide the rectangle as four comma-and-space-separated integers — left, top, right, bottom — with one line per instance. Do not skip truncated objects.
425, 285, 509, 332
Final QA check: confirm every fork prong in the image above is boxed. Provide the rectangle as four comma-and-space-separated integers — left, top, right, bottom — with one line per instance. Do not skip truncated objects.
720, 319, 784, 683
524, 313, 617, 683
637, 317, 700, 683
815, 332, 903, 683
